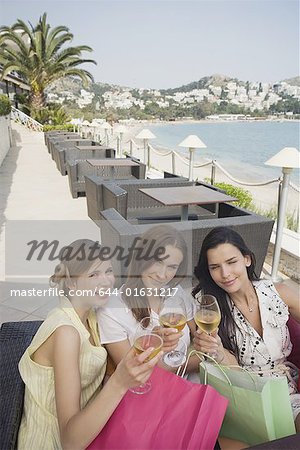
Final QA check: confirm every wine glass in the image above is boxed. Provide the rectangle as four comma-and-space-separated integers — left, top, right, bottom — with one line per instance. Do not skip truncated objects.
159, 293, 188, 367
131, 317, 163, 394
194, 293, 221, 359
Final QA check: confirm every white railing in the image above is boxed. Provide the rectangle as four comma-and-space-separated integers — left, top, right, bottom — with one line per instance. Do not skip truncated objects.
10, 106, 43, 132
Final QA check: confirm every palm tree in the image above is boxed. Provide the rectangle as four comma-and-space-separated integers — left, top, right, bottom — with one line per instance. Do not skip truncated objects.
0, 13, 96, 111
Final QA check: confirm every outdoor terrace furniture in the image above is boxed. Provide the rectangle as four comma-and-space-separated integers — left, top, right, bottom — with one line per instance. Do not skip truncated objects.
48, 137, 89, 160
0, 320, 42, 450
248, 434, 299, 450
99, 205, 274, 286
0, 318, 298, 449
44, 132, 81, 152
67, 157, 146, 198
54, 144, 115, 175
85, 176, 223, 223
139, 185, 237, 221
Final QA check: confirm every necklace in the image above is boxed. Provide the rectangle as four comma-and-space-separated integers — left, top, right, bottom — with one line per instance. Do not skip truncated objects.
231, 292, 257, 313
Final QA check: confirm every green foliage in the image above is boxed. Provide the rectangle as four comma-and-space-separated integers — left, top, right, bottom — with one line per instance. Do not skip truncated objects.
269, 96, 300, 114
0, 94, 11, 116
43, 124, 73, 132
32, 104, 70, 125
210, 181, 253, 209
251, 205, 299, 233
0, 13, 96, 111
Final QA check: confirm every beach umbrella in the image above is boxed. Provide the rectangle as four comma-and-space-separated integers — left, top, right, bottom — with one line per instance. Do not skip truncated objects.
179, 135, 207, 181
135, 129, 156, 166
265, 147, 300, 281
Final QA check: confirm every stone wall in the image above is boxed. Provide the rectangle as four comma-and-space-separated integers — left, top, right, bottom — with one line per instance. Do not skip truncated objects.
0, 115, 11, 167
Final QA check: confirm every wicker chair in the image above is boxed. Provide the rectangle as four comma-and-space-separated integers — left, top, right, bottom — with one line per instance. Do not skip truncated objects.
67, 159, 146, 198
0, 320, 42, 450
99, 206, 274, 287
55, 146, 116, 175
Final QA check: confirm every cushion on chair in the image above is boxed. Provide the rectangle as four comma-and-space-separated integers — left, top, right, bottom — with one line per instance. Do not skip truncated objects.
287, 317, 300, 369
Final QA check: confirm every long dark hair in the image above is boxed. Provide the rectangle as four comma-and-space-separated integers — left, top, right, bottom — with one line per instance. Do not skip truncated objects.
192, 227, 259, 363
123, 225, 188, 324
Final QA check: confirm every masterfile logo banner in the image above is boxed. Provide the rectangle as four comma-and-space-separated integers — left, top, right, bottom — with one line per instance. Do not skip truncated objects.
4, 220, 194, 292
4, 220, 100, 281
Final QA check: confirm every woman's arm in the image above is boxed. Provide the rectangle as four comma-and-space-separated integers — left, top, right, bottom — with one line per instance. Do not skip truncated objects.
275, 282, 300, 322
52, 326, 161, 450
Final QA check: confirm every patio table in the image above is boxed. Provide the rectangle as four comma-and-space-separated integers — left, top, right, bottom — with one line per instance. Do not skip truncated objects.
139, 185, 237, 221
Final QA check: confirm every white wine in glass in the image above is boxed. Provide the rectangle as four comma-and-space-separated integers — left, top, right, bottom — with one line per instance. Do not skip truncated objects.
159, 312, 187, 332
131, 317, 163, 394
133, 334, 163, 361
159, 294, 188, 367
194, 294, 221, 358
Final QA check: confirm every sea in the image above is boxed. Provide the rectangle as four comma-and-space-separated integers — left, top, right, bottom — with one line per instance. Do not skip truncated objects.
147, 121, 300, 184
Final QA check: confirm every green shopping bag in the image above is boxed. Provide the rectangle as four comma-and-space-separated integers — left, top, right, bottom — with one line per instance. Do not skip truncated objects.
199, 360, 296, 446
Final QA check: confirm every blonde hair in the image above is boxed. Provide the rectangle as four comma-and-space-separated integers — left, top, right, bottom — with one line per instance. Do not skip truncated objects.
49, 239, 104, 295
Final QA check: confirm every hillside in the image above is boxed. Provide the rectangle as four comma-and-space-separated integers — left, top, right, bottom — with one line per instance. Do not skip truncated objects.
283, 76, 300, 87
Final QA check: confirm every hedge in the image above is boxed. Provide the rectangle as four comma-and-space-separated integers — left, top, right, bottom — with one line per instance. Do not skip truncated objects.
43, 124, 74, 132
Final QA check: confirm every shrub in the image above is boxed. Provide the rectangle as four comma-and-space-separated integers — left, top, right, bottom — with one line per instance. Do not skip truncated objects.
32, 104, 70, 125
211, 181, 253, 209
43, 124, 73, 132
0, 94, 12, 116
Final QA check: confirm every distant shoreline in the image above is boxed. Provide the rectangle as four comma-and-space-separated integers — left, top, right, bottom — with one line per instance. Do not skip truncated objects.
123, 118, 300, 127
124, 120, 299, 215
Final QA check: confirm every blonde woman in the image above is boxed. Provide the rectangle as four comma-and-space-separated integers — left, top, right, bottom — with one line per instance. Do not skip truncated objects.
18, 239, 162, 450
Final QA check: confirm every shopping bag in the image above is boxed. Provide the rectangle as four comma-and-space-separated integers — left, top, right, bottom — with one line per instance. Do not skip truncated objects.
87, 366, 228, 450
199, 361, 296, 446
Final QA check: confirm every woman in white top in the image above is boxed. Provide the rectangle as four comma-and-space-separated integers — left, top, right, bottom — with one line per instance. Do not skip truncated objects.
98, 225, 198, 372
18, 239, 162, 450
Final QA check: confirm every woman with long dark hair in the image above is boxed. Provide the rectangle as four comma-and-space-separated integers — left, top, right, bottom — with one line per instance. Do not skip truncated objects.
192, 226, 300, 431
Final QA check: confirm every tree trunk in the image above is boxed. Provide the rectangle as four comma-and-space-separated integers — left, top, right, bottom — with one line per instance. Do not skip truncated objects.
29, 91, 46, 112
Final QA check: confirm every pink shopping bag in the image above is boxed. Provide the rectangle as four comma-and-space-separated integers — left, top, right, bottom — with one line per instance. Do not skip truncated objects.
88, 367, 228, 450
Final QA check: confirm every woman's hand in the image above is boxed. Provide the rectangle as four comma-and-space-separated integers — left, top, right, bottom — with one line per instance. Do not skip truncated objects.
154, 326, 182, 353
112, 346, 163, 391
193, 328, 225, 363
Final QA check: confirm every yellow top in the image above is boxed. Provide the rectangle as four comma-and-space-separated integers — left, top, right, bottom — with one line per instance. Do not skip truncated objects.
17, 296, 107, 450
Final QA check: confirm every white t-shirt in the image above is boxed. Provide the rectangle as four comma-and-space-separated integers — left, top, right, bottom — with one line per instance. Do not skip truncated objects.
97, 284, 195, 348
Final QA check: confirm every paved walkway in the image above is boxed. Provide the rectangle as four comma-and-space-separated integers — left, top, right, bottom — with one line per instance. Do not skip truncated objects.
0, 123, 95, 323
0, 123, 298, 325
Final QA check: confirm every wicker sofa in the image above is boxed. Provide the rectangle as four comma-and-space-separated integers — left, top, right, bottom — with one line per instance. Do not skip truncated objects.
0, 317, 298, 449
54, 145, 116, 175
85, 176, 222, 223
44, 131, 80, 147
45, 133, 81, 154
99, 206, 274, 286
50, 138, 98, 162
67, 158, 147, 198
0, 320, 42, 450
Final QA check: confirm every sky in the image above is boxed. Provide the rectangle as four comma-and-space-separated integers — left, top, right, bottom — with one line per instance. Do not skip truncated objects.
0, 0, 299, 89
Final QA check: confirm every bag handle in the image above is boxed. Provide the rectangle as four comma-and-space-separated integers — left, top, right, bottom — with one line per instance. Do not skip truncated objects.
181, 351, 261, 396
180, 350, 233, 387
